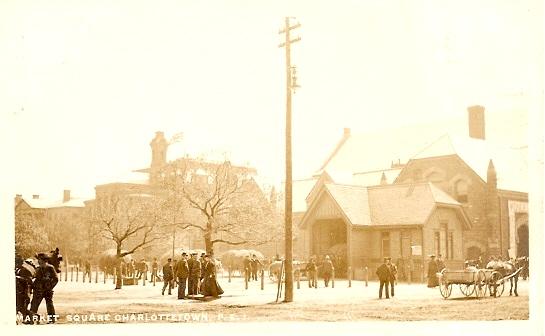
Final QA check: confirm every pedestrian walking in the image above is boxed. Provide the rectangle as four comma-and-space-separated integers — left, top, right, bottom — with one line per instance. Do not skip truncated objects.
321, 255, 334, 287
15, 255, 34, 324
306, 256, 317, 288
176, 253, 189, 299
30, 253, 59, 323
161, 258, 173, 295
427, 255, 439, 288
376, 257, 392, 299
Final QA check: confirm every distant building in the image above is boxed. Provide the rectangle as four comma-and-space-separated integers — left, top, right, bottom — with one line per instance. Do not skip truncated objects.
295, 105, 528, 278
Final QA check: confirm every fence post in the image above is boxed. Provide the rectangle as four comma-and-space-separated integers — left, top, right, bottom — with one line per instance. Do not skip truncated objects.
296, 270, 300, 289
408, 264, 412, 285
228, 266, 232, 283
153, 270, 156, 287
103, 270, 106, 284
95, 266, 98, 283
332, 269, 335, 288
348, 266, 352, 288
421, 264, 424, 283
365, 267, 368, 287
244, 268, 248, 290
64, 262, 68, 281
261, 269, 264, 290
143, 271, 147, 286
70, 266, 74, 282
113, 268, 117, 285
76, 266, 80, 282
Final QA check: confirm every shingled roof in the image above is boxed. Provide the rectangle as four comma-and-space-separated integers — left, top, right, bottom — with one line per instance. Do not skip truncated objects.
300, 182, 470, 229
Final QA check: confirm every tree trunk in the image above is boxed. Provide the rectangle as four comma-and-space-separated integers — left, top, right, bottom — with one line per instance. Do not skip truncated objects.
205, 221, 214, 256
115, 245, 123, 289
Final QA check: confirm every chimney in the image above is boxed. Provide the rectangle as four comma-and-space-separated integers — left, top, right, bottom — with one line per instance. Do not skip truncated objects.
32, 194, 39, 199
343, 128, 351, 137
63, 189, 71, 203
467, 105, 485, 140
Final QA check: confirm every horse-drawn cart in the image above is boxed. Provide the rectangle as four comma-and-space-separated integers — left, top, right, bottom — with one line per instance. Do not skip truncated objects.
437, 266, 522, 299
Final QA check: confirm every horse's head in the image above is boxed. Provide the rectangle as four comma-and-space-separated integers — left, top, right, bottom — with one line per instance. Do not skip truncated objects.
36, 247, 62, 273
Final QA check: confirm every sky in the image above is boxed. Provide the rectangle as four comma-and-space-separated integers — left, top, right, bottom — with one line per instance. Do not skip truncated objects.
1, 0, 542, 201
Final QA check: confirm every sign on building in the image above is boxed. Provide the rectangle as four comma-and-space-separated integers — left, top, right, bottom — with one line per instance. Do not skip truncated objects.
411, 245, 422, 256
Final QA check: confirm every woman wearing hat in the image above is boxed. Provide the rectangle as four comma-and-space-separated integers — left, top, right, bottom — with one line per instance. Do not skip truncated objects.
200, 255, 224, 298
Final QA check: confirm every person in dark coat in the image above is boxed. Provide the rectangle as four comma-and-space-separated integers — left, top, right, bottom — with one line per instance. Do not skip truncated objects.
243, 255, 252, 282
436, 254, 446, 272
175, 253, 189, 299
376, 257, 392, 299
201, 255, 224, 297
83, 260, 91, 282
427, 255, 439, 288
161, 258, 173, 295
151, 257, 159, 283
188, 253, 201, 297
30, 253, 59, 323
306, 257, 317, 288
387, 259, 398, 297
250, 254, 262, 281
321, 255, 334, 287
15, 256, 35, 323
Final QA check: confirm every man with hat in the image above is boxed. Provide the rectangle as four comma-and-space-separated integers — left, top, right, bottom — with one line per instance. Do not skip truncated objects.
427, 254, 439, 288
387, 258, 398, 297
187, 252, 201, 297
161, 258, 174, 295
15, 255, 34, 323
175, 253, 189, 299
30, 252, 59, 323
376, 257, 392, 299
321, 255, 334, 287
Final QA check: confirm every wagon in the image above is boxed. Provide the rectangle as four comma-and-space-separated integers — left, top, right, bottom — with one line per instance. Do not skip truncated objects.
437, 268, 506, 299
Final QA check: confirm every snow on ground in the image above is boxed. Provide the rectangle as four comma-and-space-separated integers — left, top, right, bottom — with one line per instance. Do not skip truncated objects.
29, 275, 530, 323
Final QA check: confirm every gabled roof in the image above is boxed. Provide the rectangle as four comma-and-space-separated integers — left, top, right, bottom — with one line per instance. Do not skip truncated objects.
411, 134, 527, 193
300, 182, 470, 229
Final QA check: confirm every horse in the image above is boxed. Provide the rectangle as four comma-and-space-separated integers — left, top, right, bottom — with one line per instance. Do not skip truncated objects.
486, 259, 521, 296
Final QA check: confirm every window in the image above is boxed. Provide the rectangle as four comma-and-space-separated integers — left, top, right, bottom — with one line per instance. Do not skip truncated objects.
454, 180, 468, 203
434, 232, 440, 257
381, 232, 390, 258
441, 223, 448, 259
448, 232, 454, 260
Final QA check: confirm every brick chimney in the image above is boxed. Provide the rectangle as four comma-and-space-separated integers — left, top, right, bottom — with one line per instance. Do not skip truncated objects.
32, 194, 39, 199
63, 189, 71, 203
468, 105, 485, 140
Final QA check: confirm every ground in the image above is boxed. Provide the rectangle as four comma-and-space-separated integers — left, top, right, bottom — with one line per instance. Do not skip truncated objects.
23, 272, 529, 324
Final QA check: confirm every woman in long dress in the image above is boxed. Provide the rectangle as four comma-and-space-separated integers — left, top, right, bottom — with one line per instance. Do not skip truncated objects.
427, 255, 439, 288
201, 255, 224, 298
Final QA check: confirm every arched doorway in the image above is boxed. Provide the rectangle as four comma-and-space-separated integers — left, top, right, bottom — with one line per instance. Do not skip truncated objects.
466, 246, 481, 260
517, 224, 529, 257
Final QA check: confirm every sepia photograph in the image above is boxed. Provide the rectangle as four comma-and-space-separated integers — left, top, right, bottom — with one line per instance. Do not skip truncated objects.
1, 0, 543, 335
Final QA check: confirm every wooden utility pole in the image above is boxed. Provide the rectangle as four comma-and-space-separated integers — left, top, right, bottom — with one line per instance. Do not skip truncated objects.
278, 17, 300, 303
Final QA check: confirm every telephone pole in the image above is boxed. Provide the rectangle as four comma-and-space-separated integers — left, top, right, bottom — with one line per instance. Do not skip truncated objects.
278, 17, 300, 303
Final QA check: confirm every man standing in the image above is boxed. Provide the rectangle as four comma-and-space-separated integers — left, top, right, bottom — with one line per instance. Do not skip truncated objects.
176, 253, 189, 299
321, 255, 334, 287
15, 256, 34, 323
427, 255, 439, 288
151, 257, 159, 283
161, 258, 173, 295
250, 254, 262, 281
306, 256, 317, 288
30, 253, 59, 323
387, 258, 397, 297
188, 253, 201, 297
376, 257, 391, 299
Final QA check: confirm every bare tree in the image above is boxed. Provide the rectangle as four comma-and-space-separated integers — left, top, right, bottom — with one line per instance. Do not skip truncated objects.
89, 193, 167, 289
160, 159, 282, 256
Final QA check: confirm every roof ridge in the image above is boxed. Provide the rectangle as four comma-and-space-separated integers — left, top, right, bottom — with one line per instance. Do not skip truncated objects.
352, 167, 403, 175
409, 133, 452, 160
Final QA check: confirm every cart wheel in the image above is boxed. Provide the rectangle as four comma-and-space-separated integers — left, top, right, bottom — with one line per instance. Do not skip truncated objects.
439, 281, 452, 299
488, 271, 505, 297
474, 270, 487, 298
459, 283, 475, 297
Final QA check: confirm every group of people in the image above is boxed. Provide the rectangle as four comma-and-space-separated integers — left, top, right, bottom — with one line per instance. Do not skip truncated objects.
305, 255, 335, 288
375, 257, 398, 299
161, 252, 223, 299
242, 254, 263, 282
15, 253, 59, 324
